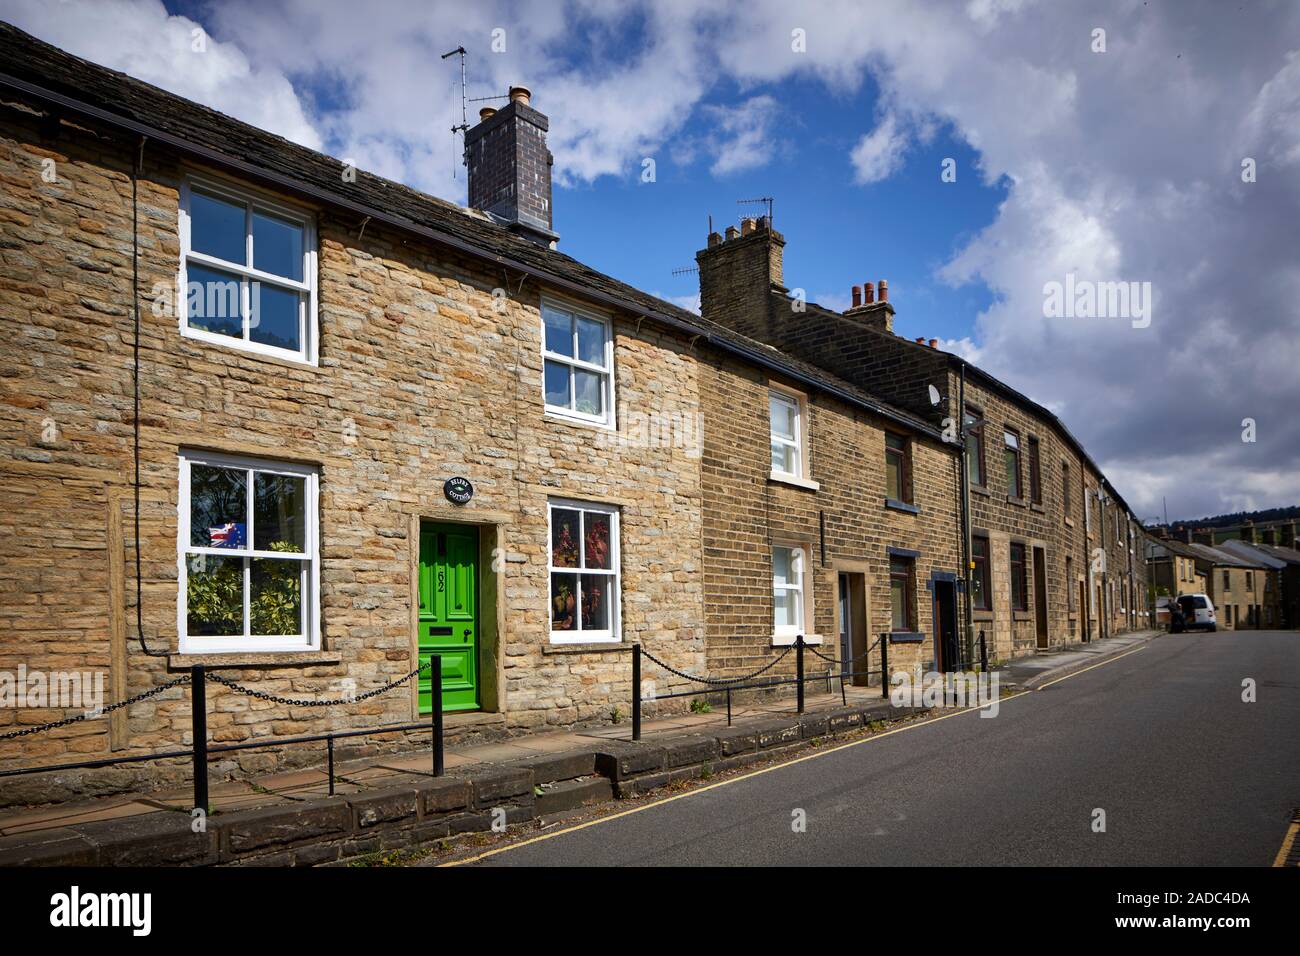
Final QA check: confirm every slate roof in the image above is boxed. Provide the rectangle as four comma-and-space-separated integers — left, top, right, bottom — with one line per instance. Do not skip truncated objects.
1219, 540, 1300, 567
1183, 542, 1266, 569
0, 21, 940, 439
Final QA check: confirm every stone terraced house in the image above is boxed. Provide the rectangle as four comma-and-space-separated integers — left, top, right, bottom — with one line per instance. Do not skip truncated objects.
694, 220, 1152, 665
0, 23, 1146, 804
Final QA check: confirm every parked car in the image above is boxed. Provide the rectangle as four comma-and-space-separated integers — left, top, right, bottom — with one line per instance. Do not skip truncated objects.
1173, 594, 1217, 632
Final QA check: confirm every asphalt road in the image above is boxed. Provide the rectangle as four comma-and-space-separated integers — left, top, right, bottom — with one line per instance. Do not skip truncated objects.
464, 630, 1300, 866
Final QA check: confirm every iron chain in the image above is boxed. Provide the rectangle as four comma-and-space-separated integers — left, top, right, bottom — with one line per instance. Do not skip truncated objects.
0, 675, 190, 741
204, 660, 431, 707
639, 644, 793, 686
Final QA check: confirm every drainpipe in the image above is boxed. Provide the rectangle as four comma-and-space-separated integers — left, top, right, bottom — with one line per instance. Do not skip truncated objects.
958, 362, 974, 664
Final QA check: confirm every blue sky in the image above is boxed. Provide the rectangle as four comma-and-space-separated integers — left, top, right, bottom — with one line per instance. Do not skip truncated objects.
4, 0, 1300, 521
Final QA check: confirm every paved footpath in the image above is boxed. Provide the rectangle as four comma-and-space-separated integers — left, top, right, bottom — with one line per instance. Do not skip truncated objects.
455, 630, 1300, 866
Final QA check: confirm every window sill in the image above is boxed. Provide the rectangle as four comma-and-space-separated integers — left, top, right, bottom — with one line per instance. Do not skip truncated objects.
1012, 611, 1032, 621
885, 498, 919, 514
543, 642, 631, 655
972, 610, 994, 622
543, 410, 616, 432
887, 631, 925, 644
1006, 495, 1026, 507
1064, 517, 1075, 528
772, 633, 824, 647
181, 328, 317, 370
1029, 502, 1046, 514
168, 650, 340, 671
769, 472, 820, 492
970, 483, 990, 497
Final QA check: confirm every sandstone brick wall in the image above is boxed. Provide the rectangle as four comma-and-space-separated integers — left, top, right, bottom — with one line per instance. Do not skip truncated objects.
699, 351, 963, 689
0, 98, 706, 803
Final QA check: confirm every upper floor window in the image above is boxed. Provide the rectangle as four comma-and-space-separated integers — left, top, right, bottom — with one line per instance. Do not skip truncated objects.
1004, 429, 1022, 499
885, 432, 911, 503
964, 407, 985, 487
178, 451, 319, 653
1062, 461, 1072, 515
542, 300, 614, 426
548, 499, 620, 643
180, 178, 316, 363
769, 389, 806, 480
1027, 436, 1042, 505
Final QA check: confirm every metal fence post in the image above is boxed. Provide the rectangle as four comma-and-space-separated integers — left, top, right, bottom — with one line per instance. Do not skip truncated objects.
631, 643, 642, 742
796, 635, 805, 714
880, 633, 890, 700
979, 629, 988, 673
190, 664, 208, 813
432, 655, 445, 777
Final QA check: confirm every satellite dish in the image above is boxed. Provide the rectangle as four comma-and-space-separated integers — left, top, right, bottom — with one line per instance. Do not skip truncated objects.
927, 384, 943, 406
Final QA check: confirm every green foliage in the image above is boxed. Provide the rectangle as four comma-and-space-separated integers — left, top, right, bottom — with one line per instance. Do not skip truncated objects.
187, 540, 301, 635
689, 698, 712, 714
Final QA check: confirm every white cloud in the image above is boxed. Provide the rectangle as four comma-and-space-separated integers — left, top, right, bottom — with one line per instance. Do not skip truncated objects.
850, 112, 908, 183
704, 95, 781, 175
2, 0, 321, 150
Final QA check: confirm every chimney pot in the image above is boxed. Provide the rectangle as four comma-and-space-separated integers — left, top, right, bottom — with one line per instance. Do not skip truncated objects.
915, 337, 925, 344
508, 85, 531, 106
725, 225, 739, 241
929, 338, 939, 349
707, 231, 722, 248
878, 280, 889, 303
478, 107, 497, 122
851, 285, 862, 308
863, 282, 874, 304
756, 215, 770, 232
741, 217, 756, 236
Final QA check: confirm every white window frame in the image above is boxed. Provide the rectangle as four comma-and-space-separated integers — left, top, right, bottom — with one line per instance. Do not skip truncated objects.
177, 450, 320, 653
178, 176, 318, 365
540, 298, 615, 428
547, 498, 621, 644
772, 544, 813, 644
769, 385, 812, 484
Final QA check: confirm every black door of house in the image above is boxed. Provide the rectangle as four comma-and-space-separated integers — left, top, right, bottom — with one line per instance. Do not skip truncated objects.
933, 578, 959, 671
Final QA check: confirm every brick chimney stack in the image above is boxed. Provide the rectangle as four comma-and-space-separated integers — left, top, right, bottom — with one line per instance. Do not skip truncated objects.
465, 85, 558, 246
696, 215, 786, 342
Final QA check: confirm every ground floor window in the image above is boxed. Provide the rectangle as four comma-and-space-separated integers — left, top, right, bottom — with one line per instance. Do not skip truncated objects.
772, 545, 808, 642
971, 535, 991, 610
548, 499, 620, 643
1010, 542, 1028, 611
889, 556, 915, 631
178, 451, 318, 652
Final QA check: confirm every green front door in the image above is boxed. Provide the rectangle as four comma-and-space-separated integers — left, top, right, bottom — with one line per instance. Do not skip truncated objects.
418, 523, 479, 713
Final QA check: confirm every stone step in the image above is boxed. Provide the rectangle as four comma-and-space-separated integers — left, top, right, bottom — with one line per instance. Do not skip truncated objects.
535, 776, 613, 816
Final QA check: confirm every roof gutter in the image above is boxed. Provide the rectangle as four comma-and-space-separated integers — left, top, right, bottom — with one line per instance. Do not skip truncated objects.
0, 69, 945, 444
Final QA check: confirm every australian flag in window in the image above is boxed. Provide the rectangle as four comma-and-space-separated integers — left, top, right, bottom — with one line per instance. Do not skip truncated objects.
209, 522, 245, 548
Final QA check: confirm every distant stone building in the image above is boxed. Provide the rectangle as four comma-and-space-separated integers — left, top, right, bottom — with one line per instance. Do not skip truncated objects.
694, 221, 1151, 665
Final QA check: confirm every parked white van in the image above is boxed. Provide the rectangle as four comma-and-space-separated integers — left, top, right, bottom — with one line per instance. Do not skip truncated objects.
1173, 593, 1217, 632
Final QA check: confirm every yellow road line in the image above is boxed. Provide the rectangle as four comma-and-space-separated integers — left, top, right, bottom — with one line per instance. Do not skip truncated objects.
1273, 814, 1299, 867
445, 642, 1148, 866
